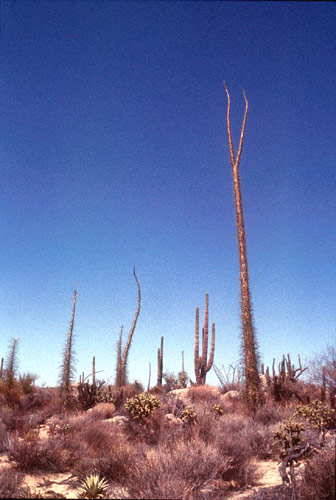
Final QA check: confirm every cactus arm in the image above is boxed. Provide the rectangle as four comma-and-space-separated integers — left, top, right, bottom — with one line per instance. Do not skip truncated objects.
201, 293, 209, 367
194, 307, 201, 384
205, 322, 215, 372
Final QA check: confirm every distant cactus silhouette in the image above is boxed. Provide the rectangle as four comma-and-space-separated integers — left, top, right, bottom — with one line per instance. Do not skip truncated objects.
194, 293, 215, 385
157, 336, 164, 387
6, 338, 19, 378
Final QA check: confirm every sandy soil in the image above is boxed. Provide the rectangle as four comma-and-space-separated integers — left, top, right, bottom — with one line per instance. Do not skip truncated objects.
226, 459, 283, 499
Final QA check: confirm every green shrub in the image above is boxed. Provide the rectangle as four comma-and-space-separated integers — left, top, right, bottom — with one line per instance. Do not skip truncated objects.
212, 404, 224, 417
294, 400, 335, 444
125, 393, 161, 422
273, 418, 306, 459
180, 405, 197, 424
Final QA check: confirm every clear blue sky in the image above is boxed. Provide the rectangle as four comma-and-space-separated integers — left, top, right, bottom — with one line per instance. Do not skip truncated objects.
1, 1, 335, 388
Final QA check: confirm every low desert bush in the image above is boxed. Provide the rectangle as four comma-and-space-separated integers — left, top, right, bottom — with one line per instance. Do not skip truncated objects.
125, 408, 165, 445
254, 402, 292, 425
188, 386, 220, 405
0, 467, 24, 498
88, 402, 116, 420
239, 421, 276, 459
120, 439, 234, 499
0, 420, 8, 452
0, 408, 31, 434
73, 425, 137, 482
215, 415, 261, 487
298, 448, 335, 500
4, 434, 83, 473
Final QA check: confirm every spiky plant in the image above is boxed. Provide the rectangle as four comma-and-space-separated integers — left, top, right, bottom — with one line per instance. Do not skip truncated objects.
116, 267, 141, 386
194, 293, 215, 385
60, 290, 77, 404
224, 83, 261, 413
77, 474, 109, 499
115, 325, 123, 386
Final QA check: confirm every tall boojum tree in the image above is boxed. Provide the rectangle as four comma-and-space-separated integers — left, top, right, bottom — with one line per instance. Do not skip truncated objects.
224, 83, 261, 412
60, 290, 77, 404
115, 267, 141, 386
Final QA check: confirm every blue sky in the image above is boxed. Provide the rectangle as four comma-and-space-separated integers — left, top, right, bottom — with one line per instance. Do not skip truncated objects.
1, 1, 335, 388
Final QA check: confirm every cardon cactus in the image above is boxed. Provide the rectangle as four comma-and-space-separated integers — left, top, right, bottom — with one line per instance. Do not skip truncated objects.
194, 293, 215, 385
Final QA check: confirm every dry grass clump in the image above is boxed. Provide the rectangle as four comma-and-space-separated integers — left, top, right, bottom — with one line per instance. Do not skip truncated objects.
297, 448, 335, 500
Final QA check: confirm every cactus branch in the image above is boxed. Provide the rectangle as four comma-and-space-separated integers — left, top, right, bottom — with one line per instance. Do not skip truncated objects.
194, 307, 201, 384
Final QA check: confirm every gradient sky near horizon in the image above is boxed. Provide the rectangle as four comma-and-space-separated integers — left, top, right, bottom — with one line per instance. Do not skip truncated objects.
1, 1, 335, 388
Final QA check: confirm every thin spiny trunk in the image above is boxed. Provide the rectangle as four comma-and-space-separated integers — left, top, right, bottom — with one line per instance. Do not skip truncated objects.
224, 83, 260, 412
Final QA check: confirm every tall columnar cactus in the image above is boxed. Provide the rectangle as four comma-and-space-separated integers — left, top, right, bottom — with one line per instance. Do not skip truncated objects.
115, 267, 141, 387
147, 361, 151, 391
6, 338, 19, 378
157, 336, 164, 387
92, 356, 96, 386
60, 290, 77, 402
0, 357, 3, 380
194, 293, 215, 385
224, 83, 260, 413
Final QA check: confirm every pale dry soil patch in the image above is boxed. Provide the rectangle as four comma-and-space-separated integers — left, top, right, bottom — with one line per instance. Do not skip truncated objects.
226, 459, 284, 499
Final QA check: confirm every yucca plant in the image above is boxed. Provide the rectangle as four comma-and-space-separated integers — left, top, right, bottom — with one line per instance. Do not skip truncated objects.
77, 474, 109, 499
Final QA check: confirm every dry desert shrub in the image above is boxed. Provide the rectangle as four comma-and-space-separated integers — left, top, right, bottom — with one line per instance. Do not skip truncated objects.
119, 438, 233, 499
187, 385, 220, 405
298, 448, 335, 500
238, 421, 276, 460
0, 420, 8, 452
254, 402, 293, 426
0, 467, 24, 498
124, 407, 165, 445
214, 415, 261, 487
4, 433, 84, 473
88, 402, 116, 419
73, 423, 137, 482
